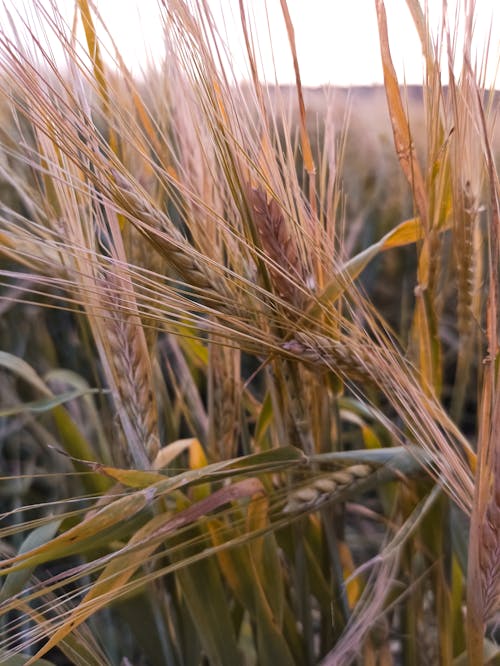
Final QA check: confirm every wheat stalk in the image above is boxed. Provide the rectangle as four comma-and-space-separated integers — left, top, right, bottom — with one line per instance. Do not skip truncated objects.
208, 341, 241, 459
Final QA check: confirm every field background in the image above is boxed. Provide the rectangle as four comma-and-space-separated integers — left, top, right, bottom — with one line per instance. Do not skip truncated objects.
0, 1, 499, 664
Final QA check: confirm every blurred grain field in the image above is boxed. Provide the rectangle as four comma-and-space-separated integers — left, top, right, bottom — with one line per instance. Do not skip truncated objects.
0, 1, 499, 665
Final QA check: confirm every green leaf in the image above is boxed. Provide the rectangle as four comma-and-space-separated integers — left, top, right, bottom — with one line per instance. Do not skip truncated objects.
0, 388, 102, 417
255, 391, 273, 444
115, 592, 180, 666
0, 351, 50, 395
68, 445, 306, 496
0, 352, 108, 493
0, 519, 62, 602
311, 445, 428, 470
0, 489, 156, 576
176, 558, 241, 666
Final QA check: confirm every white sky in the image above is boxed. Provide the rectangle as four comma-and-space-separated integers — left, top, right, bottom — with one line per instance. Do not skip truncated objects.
3, 0, 499, 87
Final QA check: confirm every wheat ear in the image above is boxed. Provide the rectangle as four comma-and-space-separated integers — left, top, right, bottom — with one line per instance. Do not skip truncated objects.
97, 272, 160, 466
248, 184, 309, 308
110, 169, 229, 305
284, 464, 373, 513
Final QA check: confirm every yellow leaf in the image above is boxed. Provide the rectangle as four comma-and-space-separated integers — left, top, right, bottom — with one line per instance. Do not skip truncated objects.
189, 439, 210, 501
381, 216, 423, 249
0, 488, 155, 575
361, 424, 382, 449
153, 438, 199, 470
89, 464, 165, 488
246, 493, 269, 566
338, 540, 361, 608
25, 512, 169, 665
189, 439, 208, 469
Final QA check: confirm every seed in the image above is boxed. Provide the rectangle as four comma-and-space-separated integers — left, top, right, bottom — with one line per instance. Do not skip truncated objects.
348, 464, 372, 478
330, 471, 354, 485
283, 498, 302, 513
314, 478, 338, 494
293, 486, 321, 503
